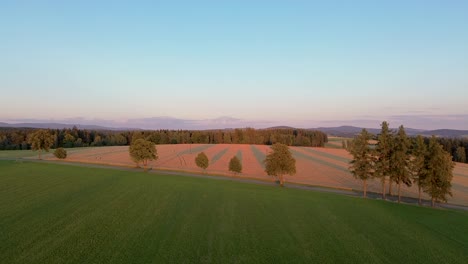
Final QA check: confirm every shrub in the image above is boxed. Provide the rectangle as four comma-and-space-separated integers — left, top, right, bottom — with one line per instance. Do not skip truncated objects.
54, 148, 67, 159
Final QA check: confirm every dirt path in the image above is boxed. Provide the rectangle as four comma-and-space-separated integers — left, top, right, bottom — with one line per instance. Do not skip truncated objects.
4, 157, 467, 211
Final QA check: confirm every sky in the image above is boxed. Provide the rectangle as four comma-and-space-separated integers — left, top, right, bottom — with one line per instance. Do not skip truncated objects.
1, 0, 467, 129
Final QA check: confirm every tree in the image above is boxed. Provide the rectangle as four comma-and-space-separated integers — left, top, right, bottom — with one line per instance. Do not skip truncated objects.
195, 152, 209, 171
374, 121, 393, 199
63, 133, 75, 148
390, 125, 412, 203
410, 135, 427, 205
456, 146, 466, 163
264, 143, 296, 187
54, 148, 67, 159
228, 155, 242, 174
27, 129, 54, 159
129, 139, 158, 170
349, 129, 375, 198
423, 137, 455, 207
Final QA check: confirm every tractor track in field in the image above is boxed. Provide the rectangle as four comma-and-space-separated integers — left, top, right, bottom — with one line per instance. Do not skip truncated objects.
3, 157, 467, 211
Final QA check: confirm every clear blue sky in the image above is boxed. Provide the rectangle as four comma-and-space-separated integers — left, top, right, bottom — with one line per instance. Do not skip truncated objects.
1, 1, 467, 129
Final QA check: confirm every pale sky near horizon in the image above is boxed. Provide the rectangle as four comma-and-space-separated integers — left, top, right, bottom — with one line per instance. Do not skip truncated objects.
1, 1, 467, 129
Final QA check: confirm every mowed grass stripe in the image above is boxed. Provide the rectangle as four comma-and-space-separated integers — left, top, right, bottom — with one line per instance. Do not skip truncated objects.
210, 148, 229, 164
250, 145, 267, 169
291, 149, 349, 173
1, 160, 467, 263
236, 150, 242, 162
298, 147, 350, 163
454, 172, 468, 179
178, 144, 214, 155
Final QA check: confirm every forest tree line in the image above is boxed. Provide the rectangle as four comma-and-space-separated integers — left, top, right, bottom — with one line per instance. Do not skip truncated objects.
0, 127, 328, 150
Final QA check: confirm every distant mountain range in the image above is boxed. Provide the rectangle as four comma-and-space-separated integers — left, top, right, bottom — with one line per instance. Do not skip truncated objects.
1, 122, 468, 138
0, 122, 129, 131
308, 126, 468, 138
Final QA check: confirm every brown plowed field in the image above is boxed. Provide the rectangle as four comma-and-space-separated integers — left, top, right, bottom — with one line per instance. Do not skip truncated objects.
45, 144, 468, 206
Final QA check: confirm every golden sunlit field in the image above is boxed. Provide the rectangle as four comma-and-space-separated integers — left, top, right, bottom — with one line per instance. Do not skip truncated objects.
39, 144, 468, 206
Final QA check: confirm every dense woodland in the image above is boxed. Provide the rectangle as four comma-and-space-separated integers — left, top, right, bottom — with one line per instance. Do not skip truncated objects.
0, 127, 328, 150
1, 126, 467, 164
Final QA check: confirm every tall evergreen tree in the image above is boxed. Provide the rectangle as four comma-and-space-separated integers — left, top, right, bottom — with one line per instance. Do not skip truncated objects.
456, 146, 466, 163
375, 121, 393, 199
390, 125, 412, 203
410, 135, 428, 205
424, 137, 455, 207
349, 129, 375, 198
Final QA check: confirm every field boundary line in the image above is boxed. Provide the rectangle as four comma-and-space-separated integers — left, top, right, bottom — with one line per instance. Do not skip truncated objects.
3, 158, 467, 211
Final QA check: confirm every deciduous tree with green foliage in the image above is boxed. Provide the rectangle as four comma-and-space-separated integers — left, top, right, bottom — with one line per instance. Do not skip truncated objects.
390, 125, 412, 203
195, 152, 209, 171
424, 136, 455, 207
264, 143, 296, 187
27, 129, 55, 159
375, 121, 393, 199
228, 155, 242, 174
129, 139, 158, 170
410, 135, 428, 205
349, 129, 375, 198
53, 147, 67, 159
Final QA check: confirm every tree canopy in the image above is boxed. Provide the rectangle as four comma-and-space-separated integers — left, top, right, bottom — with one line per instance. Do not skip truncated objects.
349, 129, 375, 198
264, 143, 296, 187
27, 129, 55, 159
0, 127, 328, 150
423, 137, 455, 206
348, 124, 456, 207
374, 121, 393, 199
410, 135, 428, 205
228, 156, 242, 174
129, 139, 158, 170
390, 125, 412, 203
195, 152, 209, 171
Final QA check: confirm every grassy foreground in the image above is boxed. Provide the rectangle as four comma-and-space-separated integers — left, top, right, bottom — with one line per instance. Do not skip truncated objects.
0, 161, 467, 263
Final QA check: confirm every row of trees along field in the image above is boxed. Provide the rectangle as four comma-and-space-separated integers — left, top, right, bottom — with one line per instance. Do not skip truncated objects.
0, 127, 328, 149
129, 139, 245, 175
349, 121, 455, 207
128, 139, 296, 187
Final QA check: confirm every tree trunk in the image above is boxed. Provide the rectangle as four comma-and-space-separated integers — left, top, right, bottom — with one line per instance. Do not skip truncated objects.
39, 149, 42, 160
363, 179, 367, 198
279, 175, 284, 187
398, 181, 401, 203
381, 177, 386, 199
389, 181, 393, 196
418, 185, 422, 206
431, 197, 435, 207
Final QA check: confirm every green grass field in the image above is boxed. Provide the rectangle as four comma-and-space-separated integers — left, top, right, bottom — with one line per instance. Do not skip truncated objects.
1, 160, 467, 263
0, 149, 39, 159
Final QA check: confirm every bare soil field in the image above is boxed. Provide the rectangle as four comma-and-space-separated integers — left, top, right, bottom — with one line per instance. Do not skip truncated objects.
44, 144, 468, 206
